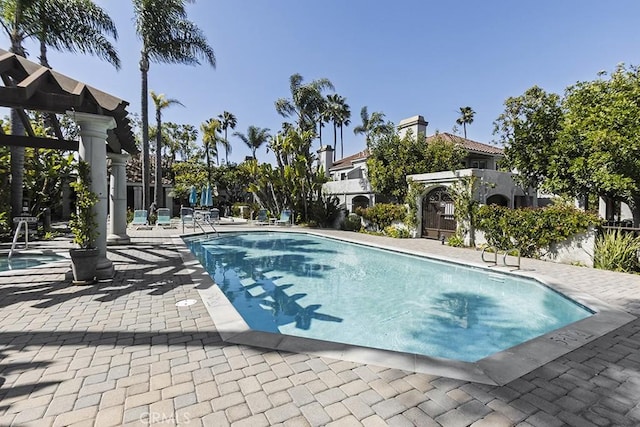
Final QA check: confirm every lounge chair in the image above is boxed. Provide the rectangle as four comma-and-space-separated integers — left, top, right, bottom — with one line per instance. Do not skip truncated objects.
131, 209, 150, 229
156, 208, 173, 228
208, 208, 220, 225
255, 209, 269, 225
275, 209, 292, 226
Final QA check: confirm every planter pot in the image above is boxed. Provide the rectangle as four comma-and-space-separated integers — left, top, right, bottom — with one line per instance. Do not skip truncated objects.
69, 247, 99, 284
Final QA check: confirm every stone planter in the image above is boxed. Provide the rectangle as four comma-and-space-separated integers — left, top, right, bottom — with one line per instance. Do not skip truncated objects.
69, 247, 99, 284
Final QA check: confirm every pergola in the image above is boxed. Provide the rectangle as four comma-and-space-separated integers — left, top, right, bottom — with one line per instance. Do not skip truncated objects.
0, 48, 139, 279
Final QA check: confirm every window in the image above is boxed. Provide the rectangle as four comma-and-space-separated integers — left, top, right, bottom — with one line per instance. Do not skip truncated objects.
471, 160, 487, 169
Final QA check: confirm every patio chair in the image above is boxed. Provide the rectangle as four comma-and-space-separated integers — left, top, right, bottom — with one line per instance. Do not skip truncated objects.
208, 208, 220, 225
275, 209, 292, 226
156, 208, 174, 228
255, 208, 269, 225
131, 209, 150, 229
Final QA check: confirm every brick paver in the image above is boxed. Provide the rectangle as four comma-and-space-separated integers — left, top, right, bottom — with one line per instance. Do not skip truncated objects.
0, 224, 639, 425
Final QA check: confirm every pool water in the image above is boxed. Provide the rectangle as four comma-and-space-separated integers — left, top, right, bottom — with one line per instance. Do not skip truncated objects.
0, 254, 65, 272
185, 232, 593, 362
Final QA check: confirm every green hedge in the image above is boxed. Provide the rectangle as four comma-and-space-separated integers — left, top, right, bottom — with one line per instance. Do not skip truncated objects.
477, 204, 600, 258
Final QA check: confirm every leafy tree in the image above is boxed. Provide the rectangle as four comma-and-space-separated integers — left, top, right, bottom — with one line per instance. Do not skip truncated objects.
493, 86, 563, 203
150, 91, 183, 208
557, 64, 640, 226
0, 0, 119, 217
218, 111, 237, 164
168, 123, 199, 162
275, 73, 334, 133
243, 128, 327, 223
456, 106, 475, 138
233, 126, 270, 160
210, 163, 251, 206
367, 131, 466, 201
133, 0, 215, 210
353, 106, 389, 147
171, 160, 207, 204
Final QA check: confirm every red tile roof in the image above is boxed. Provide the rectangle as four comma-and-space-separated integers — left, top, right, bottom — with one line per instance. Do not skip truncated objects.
329, 149, 370, 171
426, 132, 503, 155
329, 133, 502, 171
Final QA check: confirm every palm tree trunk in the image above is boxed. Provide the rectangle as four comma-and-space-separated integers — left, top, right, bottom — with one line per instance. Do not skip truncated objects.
155, 114, 162, 208
140, 54, 150, 210
333, 123, 337, 161
463, 123, 467, 139
10, 108, 25, 218
340, 125, 344, 159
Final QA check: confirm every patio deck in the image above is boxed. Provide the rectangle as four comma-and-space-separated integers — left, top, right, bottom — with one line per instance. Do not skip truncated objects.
0, 223, 639, 426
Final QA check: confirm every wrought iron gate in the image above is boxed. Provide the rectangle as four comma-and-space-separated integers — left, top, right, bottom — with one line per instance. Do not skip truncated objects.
422, 187, 456, 239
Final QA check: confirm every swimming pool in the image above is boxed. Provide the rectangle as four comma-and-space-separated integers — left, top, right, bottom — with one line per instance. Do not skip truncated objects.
0, 253, 65, 272
184, 231, 593, 362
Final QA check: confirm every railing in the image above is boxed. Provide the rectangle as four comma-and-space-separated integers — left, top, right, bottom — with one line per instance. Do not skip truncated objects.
481, 245, 521, 270
8, 220, 29, 259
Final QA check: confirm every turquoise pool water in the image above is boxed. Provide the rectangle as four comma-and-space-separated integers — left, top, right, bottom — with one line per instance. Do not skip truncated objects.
185, 232, 592, 362
0, 254, 64, 272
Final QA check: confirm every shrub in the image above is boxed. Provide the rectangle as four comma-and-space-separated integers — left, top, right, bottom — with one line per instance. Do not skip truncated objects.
356, 203, 406, 231
477, 203, 600, 258
308, 196, 341, 228
343, 214, 362, 231
594, 230, 640, 272
447, 234, 465, 247
384, 225, 410, 238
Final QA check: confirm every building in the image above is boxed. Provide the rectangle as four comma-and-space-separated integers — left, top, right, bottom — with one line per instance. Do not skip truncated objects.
320, 114, 531, 239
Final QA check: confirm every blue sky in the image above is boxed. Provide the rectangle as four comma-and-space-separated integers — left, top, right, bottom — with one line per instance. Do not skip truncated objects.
4, 1, 640, 164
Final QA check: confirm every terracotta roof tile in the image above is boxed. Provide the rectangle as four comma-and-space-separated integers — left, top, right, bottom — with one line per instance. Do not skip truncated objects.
329, 149, 370, 171
426, 132, 503, 155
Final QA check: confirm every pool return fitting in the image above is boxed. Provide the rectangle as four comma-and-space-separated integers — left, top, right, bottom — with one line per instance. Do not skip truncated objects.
481, 246, 521, 270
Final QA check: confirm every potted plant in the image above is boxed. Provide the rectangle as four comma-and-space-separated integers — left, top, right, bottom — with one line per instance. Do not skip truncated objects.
69, 160, 99, 284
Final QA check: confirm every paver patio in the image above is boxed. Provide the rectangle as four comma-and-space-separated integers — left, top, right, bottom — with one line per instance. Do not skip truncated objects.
0, 223, 639, 426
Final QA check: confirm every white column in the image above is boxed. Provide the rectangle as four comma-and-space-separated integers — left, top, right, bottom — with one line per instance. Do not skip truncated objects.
69, 111, 116, 280
107, 152, 130, 245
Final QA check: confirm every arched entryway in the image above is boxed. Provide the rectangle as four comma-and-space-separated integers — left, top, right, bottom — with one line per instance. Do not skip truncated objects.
486, 194, 509, 206
422, 186, 456, 239
351, 195, 370, 213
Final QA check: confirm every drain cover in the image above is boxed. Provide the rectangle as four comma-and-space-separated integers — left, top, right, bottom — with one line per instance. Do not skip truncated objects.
175, 299, 197, 307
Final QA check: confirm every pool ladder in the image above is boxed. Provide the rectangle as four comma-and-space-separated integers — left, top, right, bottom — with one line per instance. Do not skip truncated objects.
181, 216, 219, 238
481, 246, 521, 270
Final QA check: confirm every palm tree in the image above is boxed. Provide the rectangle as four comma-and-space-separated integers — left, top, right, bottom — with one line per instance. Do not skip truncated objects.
353, 106, 386, 147
456, 106, 475, 139
200, 118, 221, 181
336, 100, 351, 159
34, 0, 120, 69
325, 94, 351, 159
150, 91, 183, 208
275, 73, 334, 134
0, 0, 120, 217
234, 126, 271, 160
218, 111, 237, 164
133, 0, 215, 211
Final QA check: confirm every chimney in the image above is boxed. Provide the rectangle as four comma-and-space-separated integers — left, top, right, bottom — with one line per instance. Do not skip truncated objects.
397, 115, 428, 140
317, 145, 334, 178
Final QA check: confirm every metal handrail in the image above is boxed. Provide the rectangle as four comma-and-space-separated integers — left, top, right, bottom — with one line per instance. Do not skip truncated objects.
8, 220, 29, 259
481, 246, 498, 265
503, 248, 521, 269
481, 245, 521, 270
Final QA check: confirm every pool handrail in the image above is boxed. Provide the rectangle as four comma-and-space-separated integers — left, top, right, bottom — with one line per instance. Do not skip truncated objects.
8, 220, 29, 259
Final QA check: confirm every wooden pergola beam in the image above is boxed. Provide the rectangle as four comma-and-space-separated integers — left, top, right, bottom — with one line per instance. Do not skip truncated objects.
0, 134, 78, 151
